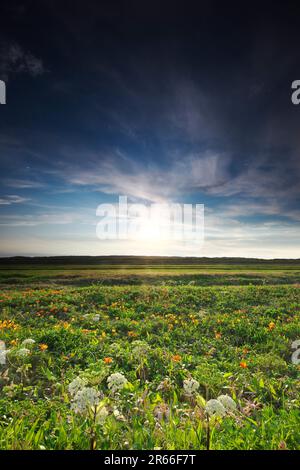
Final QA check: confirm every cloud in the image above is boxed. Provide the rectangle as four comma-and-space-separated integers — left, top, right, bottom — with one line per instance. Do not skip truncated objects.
202, 208, 300, 258
2, 178, 45, 189
0, 215, 299, 258
0, 43, 44, 80
0, 208, 95, 226
54, 149, 230, 203
0, 195, 29, 205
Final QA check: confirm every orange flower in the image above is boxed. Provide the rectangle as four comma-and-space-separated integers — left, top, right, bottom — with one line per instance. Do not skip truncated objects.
103, 357, 113, 364
240, 361, 247, 369
215, 332, 222, 339
171, 354, 182, 362
128, 331, 137, 337
0, 320, 19, 331
39, 343, 48, 351
268, 321, 275, 331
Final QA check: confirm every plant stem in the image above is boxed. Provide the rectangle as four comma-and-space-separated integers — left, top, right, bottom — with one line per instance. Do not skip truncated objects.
90, 406, 97, 451
206, 414, 210, 451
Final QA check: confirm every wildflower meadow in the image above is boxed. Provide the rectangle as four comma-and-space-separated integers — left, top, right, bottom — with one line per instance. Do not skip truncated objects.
0, 264, 299, 450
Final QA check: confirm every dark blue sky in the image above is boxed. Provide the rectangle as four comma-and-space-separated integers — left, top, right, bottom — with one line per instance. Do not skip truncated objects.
0, 1, 300, 257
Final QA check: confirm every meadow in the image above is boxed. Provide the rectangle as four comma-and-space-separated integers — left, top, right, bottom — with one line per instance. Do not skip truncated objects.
0, 261, 299, 450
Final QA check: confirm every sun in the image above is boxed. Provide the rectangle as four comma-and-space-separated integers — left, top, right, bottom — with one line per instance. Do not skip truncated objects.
132, 215, 162, 241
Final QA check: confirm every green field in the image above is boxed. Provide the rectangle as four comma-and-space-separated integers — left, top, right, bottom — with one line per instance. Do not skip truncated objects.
0, 262, 299, 449
1, 263, 300, 287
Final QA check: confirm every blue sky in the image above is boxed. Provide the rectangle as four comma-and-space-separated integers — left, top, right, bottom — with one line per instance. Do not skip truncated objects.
0, 1, 300, 258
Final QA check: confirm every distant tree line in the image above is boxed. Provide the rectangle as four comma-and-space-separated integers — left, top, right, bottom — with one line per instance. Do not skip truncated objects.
0, 256, 299, 266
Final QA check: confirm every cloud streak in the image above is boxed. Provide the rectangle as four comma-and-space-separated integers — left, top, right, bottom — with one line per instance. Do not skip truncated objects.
0, 195, 29, 205
0, 43, 44, 80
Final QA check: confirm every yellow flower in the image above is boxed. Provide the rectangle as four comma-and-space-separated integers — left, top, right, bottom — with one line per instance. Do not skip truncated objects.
268, 322, 275, 331
0, 320, 19, 331
39, 343, 48, 351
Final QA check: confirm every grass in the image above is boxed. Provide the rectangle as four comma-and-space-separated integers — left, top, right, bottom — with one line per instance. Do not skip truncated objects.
0, 264, 300, 287
0, 263, 299, 450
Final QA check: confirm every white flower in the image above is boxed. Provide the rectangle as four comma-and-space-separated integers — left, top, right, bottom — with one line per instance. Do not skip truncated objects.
107, 372, 127, 393
217, 395, 237, 412
68, 377, 88, 396
96, 405, 109, 424
183, 378, 200, 396
156, 377, 173, 392
132, 341, 150, 357
15, 348, 30, 358
71, 387, 100, 415
113, 407, 126, 421
205, 399, 226, 418
0, 351, 7, 365
83, 314, 100, 322
154, 403, 170, 421
21, 338, 35, 346
0, 341, 8, 365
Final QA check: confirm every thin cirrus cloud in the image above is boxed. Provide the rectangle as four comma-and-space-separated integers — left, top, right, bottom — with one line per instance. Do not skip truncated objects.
0, 211, 90, 227
0, 42, 44, 80
0, 195, 29, 205
2, 178, 46, 189
55, 150, 230, 203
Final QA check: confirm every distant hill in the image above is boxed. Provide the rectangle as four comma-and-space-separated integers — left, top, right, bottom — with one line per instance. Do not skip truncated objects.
0, 256, 300, 266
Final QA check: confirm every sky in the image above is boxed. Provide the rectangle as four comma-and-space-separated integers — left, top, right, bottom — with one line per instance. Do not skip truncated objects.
0, 1, 300, 258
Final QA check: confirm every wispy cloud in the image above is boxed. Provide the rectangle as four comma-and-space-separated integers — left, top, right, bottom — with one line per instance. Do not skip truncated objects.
55, 149, 230, 202
0, 195, 29, 205
0, 42, 44, 80
0, 208, 95, 227
2, 179, 45, 189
